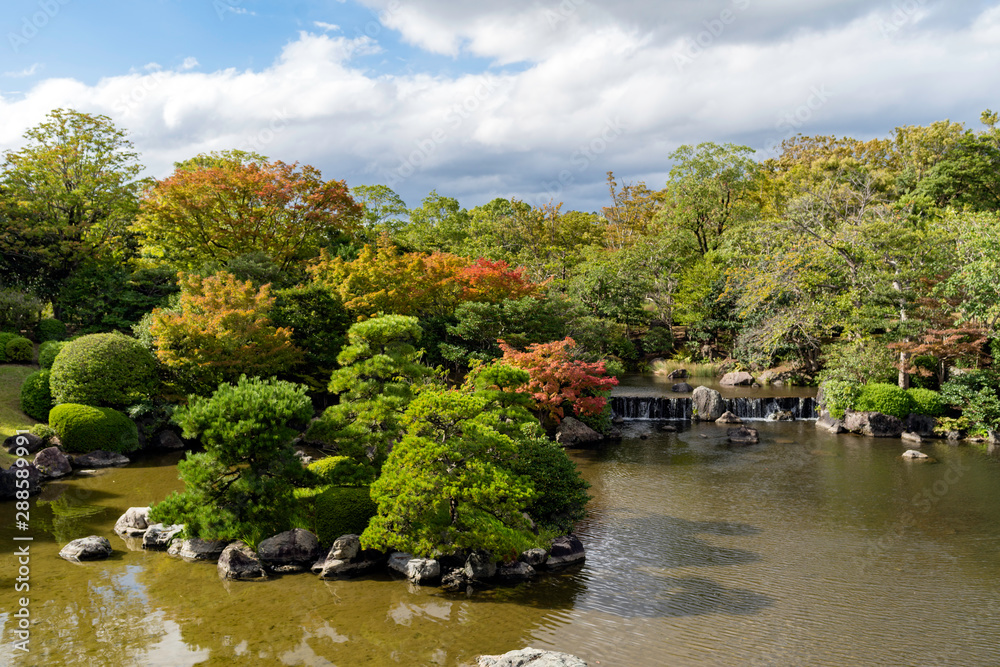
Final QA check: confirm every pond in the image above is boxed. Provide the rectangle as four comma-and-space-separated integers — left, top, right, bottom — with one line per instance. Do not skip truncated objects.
3, 420, 1000, 665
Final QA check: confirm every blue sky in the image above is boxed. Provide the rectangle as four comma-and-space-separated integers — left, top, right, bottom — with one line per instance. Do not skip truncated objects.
2, 0, 999, 211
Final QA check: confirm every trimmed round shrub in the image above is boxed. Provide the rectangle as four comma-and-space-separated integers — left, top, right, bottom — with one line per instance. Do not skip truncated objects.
5, 336, 34, 363
855, 383, 913, 419
0, 332, 16, 362
36, 318, 67, 342
38, 340, 66, 370
48, 403, 139, 454
314, 486, 377, 545
49, 332, 159, 407
20, 369, 53, 421
308, 456, 376, 487
907, 387, 946, 417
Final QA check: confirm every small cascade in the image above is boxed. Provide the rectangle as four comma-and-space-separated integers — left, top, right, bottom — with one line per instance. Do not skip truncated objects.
724, 396, 818, 421
610, 395, 817, 421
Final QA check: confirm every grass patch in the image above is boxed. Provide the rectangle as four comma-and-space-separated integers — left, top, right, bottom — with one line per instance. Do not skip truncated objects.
1, 364, 40, 467
651, 359, 719, 378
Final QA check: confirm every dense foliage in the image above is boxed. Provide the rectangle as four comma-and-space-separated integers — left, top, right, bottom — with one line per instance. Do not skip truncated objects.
49, 332, 159, 407
49, 403, 139, 454
5, 336, 33, 363
314, 486, 378, 545
20, 369, 53, 421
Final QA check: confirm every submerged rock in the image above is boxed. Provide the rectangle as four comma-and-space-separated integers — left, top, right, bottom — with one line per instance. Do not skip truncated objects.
218, 542, 268, 580
902, 449, 934, 461
114, 507, 151, 537
60, 536, 112, 562
727, 426, 760, 445
477, 648, 588, 667
68, 450, 130, 468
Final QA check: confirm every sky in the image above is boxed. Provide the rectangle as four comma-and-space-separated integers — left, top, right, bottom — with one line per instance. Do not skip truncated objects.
1, 0, 998, 212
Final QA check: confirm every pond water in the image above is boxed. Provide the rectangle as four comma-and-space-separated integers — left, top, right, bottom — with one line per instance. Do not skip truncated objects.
3, 421, 1000, 666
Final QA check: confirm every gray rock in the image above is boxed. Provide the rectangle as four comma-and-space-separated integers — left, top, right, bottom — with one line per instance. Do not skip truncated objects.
168, 538, 229, 561
554, 417, 603, 447
844, 411, 904, 438
388, 551, 440, 584
312, 535, 385, 579
545, 534, 586, 568
666, 368, 688, 379
68, 450, 130, 468
157, 430, 186, 450
659, 423, 678, 432
716, 411, 742, 424
143, 523, 184, 550
720, 371, 755, 387
815, 410, 845, 434
0, 462, 42, 500
692, 386, 724, 421
768, 410, 794, 421
258, 528, 321, 572
114, 507, 151, 537
477, 648, 588, 667
901, 431, 923, 444
464, 551, 497, 581
5, 432, 45, 455
519, 548, 548, 567
59, 535, 113, 562
441, 568, 473, 591
33, 447, 71, 478
946, 430, 962, 442
497, 561, 536, 582
671, 382, 693, 393
329, 534, 361, 561
218, 542, 268, 580
727, 426, 760, 445
902, 449, 933, 461
904, 413, 938, 438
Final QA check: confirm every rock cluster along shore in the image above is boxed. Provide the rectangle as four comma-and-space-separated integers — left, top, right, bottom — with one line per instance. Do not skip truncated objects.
1, 433, 135, 500
61, 507, 587, 591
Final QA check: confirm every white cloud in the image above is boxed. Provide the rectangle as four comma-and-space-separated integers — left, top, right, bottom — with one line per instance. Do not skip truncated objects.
4, 63, 41, 78
314, 21, 341, 32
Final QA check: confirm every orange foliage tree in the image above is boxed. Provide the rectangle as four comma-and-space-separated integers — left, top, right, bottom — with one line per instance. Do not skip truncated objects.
498, 337, 618, 423
150, 271, 302, 391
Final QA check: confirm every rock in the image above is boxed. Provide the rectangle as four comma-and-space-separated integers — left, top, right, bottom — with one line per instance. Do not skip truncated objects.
989, 431, 1000, 445
902, 449, 933, 460
666, 368, 688, 380
720, 371, 755, 387
843, 411, 904, 438
901, 431, 923, 444
945, 430, 962, 442
611, 415, 624, 425
388, 552, 441, 584
312, 537, 384, 579
5, 432, 45, 455
727, 426, 760, 445
59, 535, 113, 562
441, 568, 473, 591
114, 507, 151, 537
477, 648, 588, 667
497, 561, 536, 582
671, 382, 693, 393
904, 413, 938, 438
329, 534, 361, 561
218, 542, 268, 580
659, 423, 677, 432
0, 463, 42, 500
768, 410, 794, 421
716, 411, 742, 424
692, 386, 724, 422
464, 552, 497, 581
33, 447, 71, 478
815, 410, 846, 434
157, 430, 186, 450
545, 535, 586, 568
519, 548, 548, 567
555, 416, 603, 447
257, 528, 321, 572
168, 538, 229, 561
68, 450, 130, 468
143, 523, 184, 550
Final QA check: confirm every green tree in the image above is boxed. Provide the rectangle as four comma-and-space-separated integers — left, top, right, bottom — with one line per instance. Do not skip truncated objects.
398, 190, 470, 252
351, 184, 409, 243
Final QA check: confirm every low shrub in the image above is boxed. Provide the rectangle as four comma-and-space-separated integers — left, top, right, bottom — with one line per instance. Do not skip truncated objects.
906, 387, 946, 417
48, 403, 139, 454
36, 318, 67, 342
20, 369, 53, 421
5, 336, 34, 363
819, 380, 862, 419
855, 383, 913, 419
38, 341, 66, 370
307, 456, 376, 487
0, 332, 16, 362
314, 486, 377, 545
29, 422, 58, 442
49, 332, 159, 407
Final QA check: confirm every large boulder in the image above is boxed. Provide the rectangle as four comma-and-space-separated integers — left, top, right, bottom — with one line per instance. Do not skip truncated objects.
903, 413, 937, 438
716, 411, 742, 424
555, 417, 603, 447
767, 410, 794, 422
497, 561, 536, 582
0, 463, 41, 500
388, 552, 441, 584
5, 433, 45, 455
218, 542, 268, 580
168, 538, 230, 562
157, 430, 186, 450
464, 551, 497, 581
59, 536, 113, 562
478, 648, 588, 667
902, 449, 934, 461
519, 548, 548, 567
257, 528, 321, 572
727, 426, 760, 445
720, 371, 755, 387
311, 534, 385, 579
844, 411, 904, 438
113, 507, 151, 537
68, 450, 130, 469
692, 386, 724, 421
671, 382, 693, 393
33, 447, 72, 478
545, 535, 586, 568
666, 368, 688, 380
815, 410, 846, 434
143, 523, 184, 550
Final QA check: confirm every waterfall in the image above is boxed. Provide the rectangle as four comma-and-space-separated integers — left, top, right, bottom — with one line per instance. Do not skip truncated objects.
609, 396, 692, 421
610, 396, 817, 421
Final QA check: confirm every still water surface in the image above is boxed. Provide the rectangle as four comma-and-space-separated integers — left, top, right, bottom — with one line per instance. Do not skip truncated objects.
3, 420, 1000, 666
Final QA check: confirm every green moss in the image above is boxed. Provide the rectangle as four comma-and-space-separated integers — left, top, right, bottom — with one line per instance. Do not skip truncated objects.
20, 369, 53, 421
906, 387, 946, 417
49, 403, 139, 454
49, 332, 159, 407
314, 486, 377, 545
36, 318, 67, 342
855, 383, 913, 419
38, 340, 66, 370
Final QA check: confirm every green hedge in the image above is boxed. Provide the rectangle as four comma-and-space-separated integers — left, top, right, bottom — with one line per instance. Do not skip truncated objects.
49, 403, 139, 454
0, 332, 16, 363
819, 380, 861, 419
906, 387, 945, 417
314, 486, 377, 545
5, 336, 33, 363
307, 456, 376, 487
49, 332, 159, 407
36, 318, 67, 342
855, 383, 913, 419
20, 369, 53, 421
38, 341, 66, 370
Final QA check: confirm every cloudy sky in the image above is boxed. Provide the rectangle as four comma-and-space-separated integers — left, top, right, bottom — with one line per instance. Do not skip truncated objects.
1, 0, 998, 211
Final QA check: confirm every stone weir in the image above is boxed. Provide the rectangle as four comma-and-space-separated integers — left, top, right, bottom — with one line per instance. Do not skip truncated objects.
610, 395, 818, 421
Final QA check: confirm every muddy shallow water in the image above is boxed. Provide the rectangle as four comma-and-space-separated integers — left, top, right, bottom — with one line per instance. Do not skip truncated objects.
3, 421, 1000, 666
